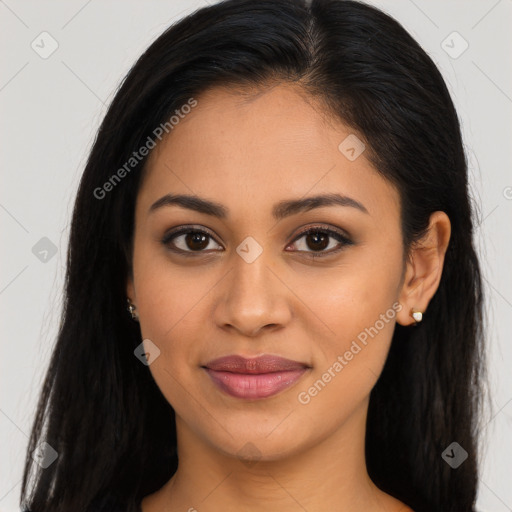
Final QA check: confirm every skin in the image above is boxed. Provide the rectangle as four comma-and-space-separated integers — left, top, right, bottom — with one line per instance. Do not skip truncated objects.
127, 83, 451, 512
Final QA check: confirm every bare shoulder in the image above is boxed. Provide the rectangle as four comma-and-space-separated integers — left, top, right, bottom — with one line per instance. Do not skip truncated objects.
140, 491, 162, 512
378, 490, 415, 512
394, 500, 415, 512
395, 501, 415, 512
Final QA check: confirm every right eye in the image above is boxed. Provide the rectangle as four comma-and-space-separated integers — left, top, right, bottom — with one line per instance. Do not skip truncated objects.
161, 226, 224, 255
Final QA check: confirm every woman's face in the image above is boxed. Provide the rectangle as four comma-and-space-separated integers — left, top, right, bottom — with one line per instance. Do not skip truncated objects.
128, 83, 410, 461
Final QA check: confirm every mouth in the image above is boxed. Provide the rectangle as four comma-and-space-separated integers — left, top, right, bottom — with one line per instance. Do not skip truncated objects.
202, 354, 311, 400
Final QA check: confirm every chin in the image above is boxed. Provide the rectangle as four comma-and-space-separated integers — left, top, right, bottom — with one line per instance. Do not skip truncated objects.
203, 423, 311, 465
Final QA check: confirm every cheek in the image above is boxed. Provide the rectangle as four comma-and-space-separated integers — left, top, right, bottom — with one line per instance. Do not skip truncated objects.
292, 283, 400, 426
295, 242, 403, 388
132, 251, 218, 408
132, 232, 212, 341
135, 265, 213, 360
304, 251, 400, 330
136, 291, 206, 417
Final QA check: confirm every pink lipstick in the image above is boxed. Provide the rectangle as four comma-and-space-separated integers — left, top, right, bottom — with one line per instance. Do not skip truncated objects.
202, 354, 310, 400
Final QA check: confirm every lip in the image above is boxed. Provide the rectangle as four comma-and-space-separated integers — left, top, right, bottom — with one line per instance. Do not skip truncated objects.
202, 354, 310, 400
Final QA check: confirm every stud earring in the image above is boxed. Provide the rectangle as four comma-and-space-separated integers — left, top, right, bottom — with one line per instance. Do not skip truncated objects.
127, 298, 139, 322
410, 308, 423, 324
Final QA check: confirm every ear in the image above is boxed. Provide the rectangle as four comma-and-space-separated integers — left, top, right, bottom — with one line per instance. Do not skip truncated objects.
396, 211, 451, 326
126, 274, 136, 304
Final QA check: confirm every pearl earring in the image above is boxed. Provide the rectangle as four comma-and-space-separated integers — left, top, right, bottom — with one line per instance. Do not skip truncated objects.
127, 298, 139, 322
410, 308, 423, 324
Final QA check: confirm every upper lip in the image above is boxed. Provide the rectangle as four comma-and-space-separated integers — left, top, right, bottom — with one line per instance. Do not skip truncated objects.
203, 354, 310, 374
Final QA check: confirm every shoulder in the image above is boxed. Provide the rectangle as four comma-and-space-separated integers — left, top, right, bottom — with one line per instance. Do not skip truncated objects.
396, 502, 415, 512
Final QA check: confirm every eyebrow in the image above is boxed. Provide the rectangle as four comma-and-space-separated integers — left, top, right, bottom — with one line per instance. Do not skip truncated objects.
148, 192, 369, 219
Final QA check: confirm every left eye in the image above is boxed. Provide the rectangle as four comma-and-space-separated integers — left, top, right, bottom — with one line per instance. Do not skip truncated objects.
288, 227, 353, 256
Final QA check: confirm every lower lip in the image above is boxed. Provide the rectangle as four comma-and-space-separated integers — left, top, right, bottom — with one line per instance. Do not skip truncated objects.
204, 368, 308, 400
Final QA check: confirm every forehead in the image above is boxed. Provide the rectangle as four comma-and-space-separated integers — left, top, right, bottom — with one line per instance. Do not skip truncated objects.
139, 83, 400, 222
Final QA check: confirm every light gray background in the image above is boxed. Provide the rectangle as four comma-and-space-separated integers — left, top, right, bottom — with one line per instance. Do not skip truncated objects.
1, 1, 511, 511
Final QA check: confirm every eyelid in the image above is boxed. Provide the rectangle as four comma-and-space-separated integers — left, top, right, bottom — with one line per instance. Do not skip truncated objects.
161, 224, 222, 247
291, 224, 352, 243
286, 224, 353, 257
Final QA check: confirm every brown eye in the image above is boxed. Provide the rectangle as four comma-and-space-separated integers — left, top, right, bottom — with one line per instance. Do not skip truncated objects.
289, 227, 353, 257
162, 228, 222, 253
304, 231, 330, 251
161, 225, 353, 258
183, 232, 209, 251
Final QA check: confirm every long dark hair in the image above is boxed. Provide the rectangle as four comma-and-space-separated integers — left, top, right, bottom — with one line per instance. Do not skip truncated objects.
20, 1, 487, 511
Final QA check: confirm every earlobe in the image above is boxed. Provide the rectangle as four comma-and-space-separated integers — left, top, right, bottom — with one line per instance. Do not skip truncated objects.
396, 211, 451, 326
126, 277, 139, 321
126, 275, 135, 303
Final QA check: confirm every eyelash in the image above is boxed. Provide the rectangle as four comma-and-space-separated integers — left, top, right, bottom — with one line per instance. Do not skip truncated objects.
161, 224, 353, 259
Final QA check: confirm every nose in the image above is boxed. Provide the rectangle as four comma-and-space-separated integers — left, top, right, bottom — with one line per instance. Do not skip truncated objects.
213, 247, 292, 338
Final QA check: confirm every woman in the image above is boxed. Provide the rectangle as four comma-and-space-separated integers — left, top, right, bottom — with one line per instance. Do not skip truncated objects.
20, 0, 487, 511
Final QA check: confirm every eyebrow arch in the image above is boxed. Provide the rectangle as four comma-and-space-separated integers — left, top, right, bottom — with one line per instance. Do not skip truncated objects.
148, 192, 369, 219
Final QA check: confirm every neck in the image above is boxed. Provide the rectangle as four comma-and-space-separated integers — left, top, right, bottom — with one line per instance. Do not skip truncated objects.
145, 397, 404, 512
